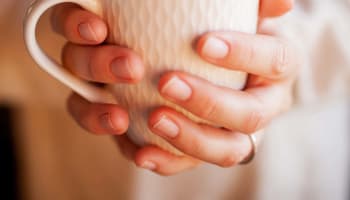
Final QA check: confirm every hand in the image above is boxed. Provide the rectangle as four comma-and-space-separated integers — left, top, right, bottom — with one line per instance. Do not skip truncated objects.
51, 4, 145, 137
141, 0, 298, 175
52, 0, 298, 176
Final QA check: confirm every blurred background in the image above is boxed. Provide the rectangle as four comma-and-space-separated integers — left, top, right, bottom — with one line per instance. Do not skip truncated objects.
1, 1, 137, 199
0, 0, 349, 200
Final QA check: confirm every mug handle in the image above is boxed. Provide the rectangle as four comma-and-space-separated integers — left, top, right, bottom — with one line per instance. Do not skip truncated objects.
24, 0, 117, 104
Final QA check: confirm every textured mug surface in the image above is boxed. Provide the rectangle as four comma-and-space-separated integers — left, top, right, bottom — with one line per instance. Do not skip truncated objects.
100, 0, 259, 154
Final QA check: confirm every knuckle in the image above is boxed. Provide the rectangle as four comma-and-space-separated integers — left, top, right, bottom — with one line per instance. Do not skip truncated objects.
243, 106, 266, 134
271, 41, 290, 78
188, 137, 205, 156
89, 46, 117, 82
197, 95, 219, 120
243, 41, 257, 67
244, 42, 256, 66
87, 48, 100, 80
219, 153, 240, 168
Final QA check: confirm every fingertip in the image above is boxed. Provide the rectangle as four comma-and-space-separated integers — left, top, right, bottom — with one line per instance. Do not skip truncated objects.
77, 18, 108, 43
108, 107, 129, 134
63, 44, 145, 84
148, 110, 161, 130
195, 33, 211, 59
92, 105, 129, 135
124, 52, 146, 83
134, 146, 161, 170
157, 71, 190, 96
66, 93, 129, 135
52, 4, 107, 44
92, 46, 145, 83
148, 106, 176, 128
158, 72, 175, 91
195, 35, 205, 55
135, 146, 200, 176
196, 33, 231, 61
135, 146, 183, 176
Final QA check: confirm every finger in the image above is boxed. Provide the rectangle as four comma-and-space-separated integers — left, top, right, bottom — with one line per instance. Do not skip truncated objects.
134, 146, 200, 176
115, 134, 200, 175
158, 72, 291, 133
148, 107, 252, 167
246, 75, 294, 114
51, 3, 107, 44
62, 44, 145, 84
196, 32, 298, 80
67, 93, 129, 135
260, 0, 294, 18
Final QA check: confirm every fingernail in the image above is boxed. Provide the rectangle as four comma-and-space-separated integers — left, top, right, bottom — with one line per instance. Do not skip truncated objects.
99, 113, 117, 133
78, 22, 98, 42
153, 116, 179, 139
201, 37, 229, 59
140, 161, 157, 170
111, 58, 134, 80
161, 76, 192, 101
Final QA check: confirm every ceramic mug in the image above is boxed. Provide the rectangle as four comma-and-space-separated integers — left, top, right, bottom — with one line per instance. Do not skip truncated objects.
24, 0, 259, 154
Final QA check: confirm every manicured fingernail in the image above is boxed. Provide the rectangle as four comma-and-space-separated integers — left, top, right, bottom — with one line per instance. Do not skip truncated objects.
161, 76, 192, 101
140, 161, 157, 170
201, 37, 229, 59
99, 113, 117, 133
111, 58, 133, 80
78, 22, 98, 42
153, 116, 179, 139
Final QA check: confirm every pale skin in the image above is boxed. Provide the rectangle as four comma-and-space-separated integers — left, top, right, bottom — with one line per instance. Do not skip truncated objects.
51, 0, 299, 175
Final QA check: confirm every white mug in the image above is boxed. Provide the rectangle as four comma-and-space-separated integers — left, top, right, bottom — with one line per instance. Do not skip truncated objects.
24, 0, 259, 154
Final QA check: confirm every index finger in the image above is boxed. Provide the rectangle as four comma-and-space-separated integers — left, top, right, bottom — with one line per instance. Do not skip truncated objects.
196, 32, 299, 81
51, 3, 107, 44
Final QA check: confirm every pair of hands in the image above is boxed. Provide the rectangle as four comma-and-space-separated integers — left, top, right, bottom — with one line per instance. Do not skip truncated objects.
51, 0, 299, 175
